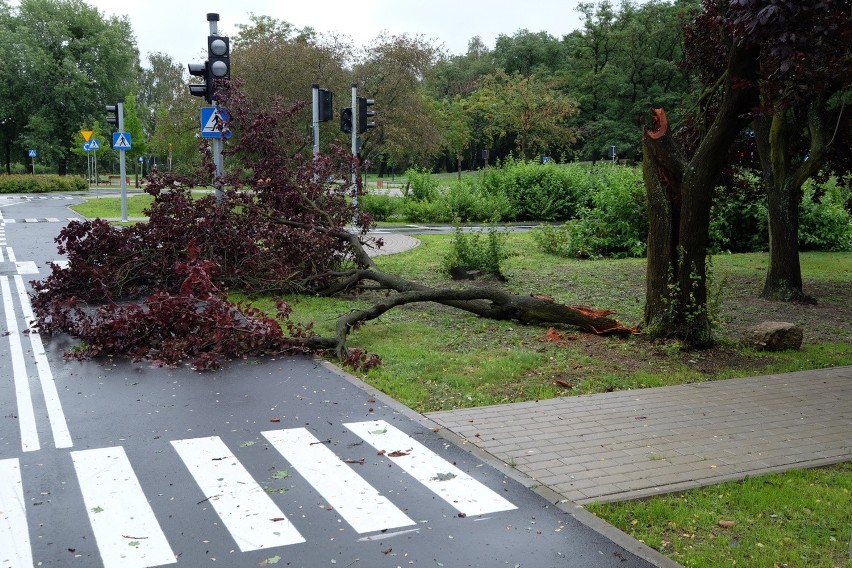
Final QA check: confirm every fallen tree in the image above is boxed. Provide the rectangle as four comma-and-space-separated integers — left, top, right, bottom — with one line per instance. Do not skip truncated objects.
32, 87, 635, 370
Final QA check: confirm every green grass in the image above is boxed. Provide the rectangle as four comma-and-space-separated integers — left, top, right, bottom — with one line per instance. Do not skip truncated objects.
588, 463, 852, 568
71, 194, 155, 218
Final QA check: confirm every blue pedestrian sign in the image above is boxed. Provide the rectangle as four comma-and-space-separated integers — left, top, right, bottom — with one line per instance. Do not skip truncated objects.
83, 139, 101, 152
200, 107, 232, 138
28, 149, 36, 158
112, 132, 132, 150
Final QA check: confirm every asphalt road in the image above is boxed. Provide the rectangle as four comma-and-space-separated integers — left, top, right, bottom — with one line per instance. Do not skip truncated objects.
0, 193, 663, 568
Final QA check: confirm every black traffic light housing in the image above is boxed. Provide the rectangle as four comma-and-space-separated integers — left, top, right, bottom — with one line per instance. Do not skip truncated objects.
340, 107, 353, 134
208, 35, 230, 81
318, 89, 333, 122
357, 96, 376, 134
188, 62, 211, 103
105, 104, 119, 128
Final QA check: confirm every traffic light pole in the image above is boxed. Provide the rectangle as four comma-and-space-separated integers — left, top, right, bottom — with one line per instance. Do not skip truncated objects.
351, 84, 358, 209
117, 99, 128, 222
312, 84, 320, 156
208, 13, 224, 202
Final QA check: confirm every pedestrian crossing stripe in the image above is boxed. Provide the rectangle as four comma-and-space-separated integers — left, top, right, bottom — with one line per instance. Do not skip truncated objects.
262, 428, 416, 533
0, 459, 32, 567
346, 420, 518, 516
0, 423, 518, 567
171, 436, 306, 552
71, 447, 176, 567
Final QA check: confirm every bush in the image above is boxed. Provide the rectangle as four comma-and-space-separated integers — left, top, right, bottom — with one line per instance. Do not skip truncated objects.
709, 170, 768, 253
532, 165, 647, 258
442, 224, 509, 277
799, 177, 852, 251
360, 193, 404, 222
403, 167, 439, 201
443, 179, 512, 222
403, 198, 451, 223
0, 174, 87, 193
480, 157, 582, 221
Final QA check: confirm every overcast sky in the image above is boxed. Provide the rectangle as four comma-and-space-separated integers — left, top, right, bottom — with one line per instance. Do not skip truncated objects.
81, 0, 591, 67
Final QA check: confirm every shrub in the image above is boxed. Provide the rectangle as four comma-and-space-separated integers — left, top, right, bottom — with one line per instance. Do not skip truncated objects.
0, 174, 87, 193
799, 177, 852, 251
535, 165, 647, 258
442, 224, 509, 277
709, 170, 768, 253
360, 193, 404, 222
403, 167, 439, 201
530, 223, 572, 256
443, 179, 512, 222
482, 158, 581, 221
403, 197, 451, 223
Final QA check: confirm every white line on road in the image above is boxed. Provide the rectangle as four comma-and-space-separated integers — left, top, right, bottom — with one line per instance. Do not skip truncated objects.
6, 247, 15, 261
171, 436, 305, 551
13, 275, 72, 448
262, 428, 416, 534
345, 420, 517, 516
0, 458, 33, 568
71, 446, 176, 568
1, 275, 39, 452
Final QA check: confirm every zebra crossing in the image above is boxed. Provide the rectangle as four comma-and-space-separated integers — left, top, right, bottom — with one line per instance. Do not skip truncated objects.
0, 217, 77, 224
0, 195, 79, 201
2, 420, 517, 568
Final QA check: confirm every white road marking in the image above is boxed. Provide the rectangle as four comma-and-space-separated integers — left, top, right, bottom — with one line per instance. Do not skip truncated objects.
14, 261, 38, 275
0, 458, 33, 568
6, 247, 15, 261
345, 420, 517, 516
171, 436, 305, 551
13, 275, 72, 448
262, 428, 416, 534
1, 276, 39, 451
71, 446, 176, 568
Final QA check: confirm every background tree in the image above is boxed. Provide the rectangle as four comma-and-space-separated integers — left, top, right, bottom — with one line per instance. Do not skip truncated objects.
435, 96, 474, 179
466, 71, 579, 160
136, 52, 185, 143
1, 0, 137, 174
354, 34, 444, 171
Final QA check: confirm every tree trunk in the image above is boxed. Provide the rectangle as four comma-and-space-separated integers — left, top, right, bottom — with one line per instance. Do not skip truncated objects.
755, 97, 829, 302
642, 41, 759, 347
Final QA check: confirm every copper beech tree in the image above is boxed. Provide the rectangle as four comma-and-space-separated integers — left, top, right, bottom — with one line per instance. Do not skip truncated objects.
32, 84, 634, 371
642, 0, 850, 344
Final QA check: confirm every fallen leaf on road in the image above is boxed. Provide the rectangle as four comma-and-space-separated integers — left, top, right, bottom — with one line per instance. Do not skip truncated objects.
270, 418, 281, 423
388, 450, 409, 457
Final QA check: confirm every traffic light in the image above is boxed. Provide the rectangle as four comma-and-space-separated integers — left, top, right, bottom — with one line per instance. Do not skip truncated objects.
318, 88, 333, 122
105, 104, 119, 128
340, 107, 353, 134
187, 62, 211, 103
357, 96, 376, 134
207, 35, 230, 81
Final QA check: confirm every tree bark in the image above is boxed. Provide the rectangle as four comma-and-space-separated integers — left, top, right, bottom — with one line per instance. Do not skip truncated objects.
276, 219, 636, 360
755, 95, 829, 302
642, 41, 759, 346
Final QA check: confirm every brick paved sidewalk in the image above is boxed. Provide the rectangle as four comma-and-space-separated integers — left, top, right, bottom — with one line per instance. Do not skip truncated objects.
427, 366, 852, 504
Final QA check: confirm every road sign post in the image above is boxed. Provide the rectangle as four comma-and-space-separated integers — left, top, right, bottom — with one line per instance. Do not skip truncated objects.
107, 99, 130, 221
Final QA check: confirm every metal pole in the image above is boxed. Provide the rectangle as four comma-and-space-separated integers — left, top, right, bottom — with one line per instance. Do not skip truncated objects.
351, 83, 358, 209
208, 13, 224, 202
117, 98, 128, 222
311, 84, 320, 156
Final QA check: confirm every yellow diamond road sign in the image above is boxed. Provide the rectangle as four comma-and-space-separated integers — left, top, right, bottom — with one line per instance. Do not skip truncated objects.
80, 130, 93, 142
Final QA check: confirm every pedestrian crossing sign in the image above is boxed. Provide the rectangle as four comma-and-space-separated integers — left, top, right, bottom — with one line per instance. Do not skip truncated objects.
112, 131, 132, 150
200, 107, 232, 138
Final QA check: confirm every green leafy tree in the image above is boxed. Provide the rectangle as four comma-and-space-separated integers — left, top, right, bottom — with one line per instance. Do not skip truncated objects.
137, 52, 185, 142
0, 0, 138, 174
